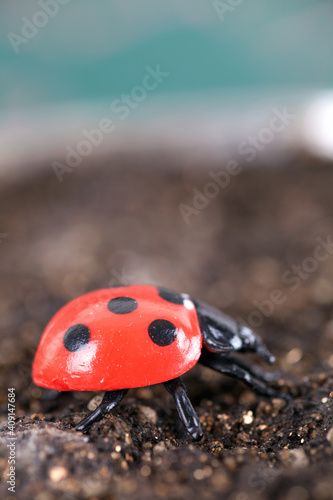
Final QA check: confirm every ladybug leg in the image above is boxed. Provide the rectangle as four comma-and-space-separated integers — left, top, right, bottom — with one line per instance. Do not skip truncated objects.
164, 377, 203, 441
224, 354, 282, 382
199, 349, 290, 401
76, 389, 128, 433
237, 326, 276, 365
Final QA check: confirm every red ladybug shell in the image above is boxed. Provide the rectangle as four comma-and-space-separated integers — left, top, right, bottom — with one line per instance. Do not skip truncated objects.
32, 285, 202, 391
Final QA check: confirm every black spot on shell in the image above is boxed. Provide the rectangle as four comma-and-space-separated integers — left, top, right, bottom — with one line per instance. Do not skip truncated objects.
107, 296, 138, 314
63, 324, 90, 352
158, 288, 184, 305
148, 319, 177, 346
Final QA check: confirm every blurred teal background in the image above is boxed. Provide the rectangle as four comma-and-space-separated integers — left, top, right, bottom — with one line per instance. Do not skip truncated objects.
0, 0, 333, 182
1, 0, 332, 110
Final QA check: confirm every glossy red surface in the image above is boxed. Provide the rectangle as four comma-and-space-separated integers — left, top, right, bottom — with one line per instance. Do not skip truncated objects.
32, 285, 202, 391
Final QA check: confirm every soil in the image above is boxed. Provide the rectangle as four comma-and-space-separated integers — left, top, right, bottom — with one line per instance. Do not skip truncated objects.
0, 157, 333, 500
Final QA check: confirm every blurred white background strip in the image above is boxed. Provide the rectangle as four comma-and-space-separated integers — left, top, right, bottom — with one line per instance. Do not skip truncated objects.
0, 90, 332, 186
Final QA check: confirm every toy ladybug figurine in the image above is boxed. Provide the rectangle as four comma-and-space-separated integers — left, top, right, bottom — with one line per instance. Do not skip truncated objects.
33, 285, 289, 440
